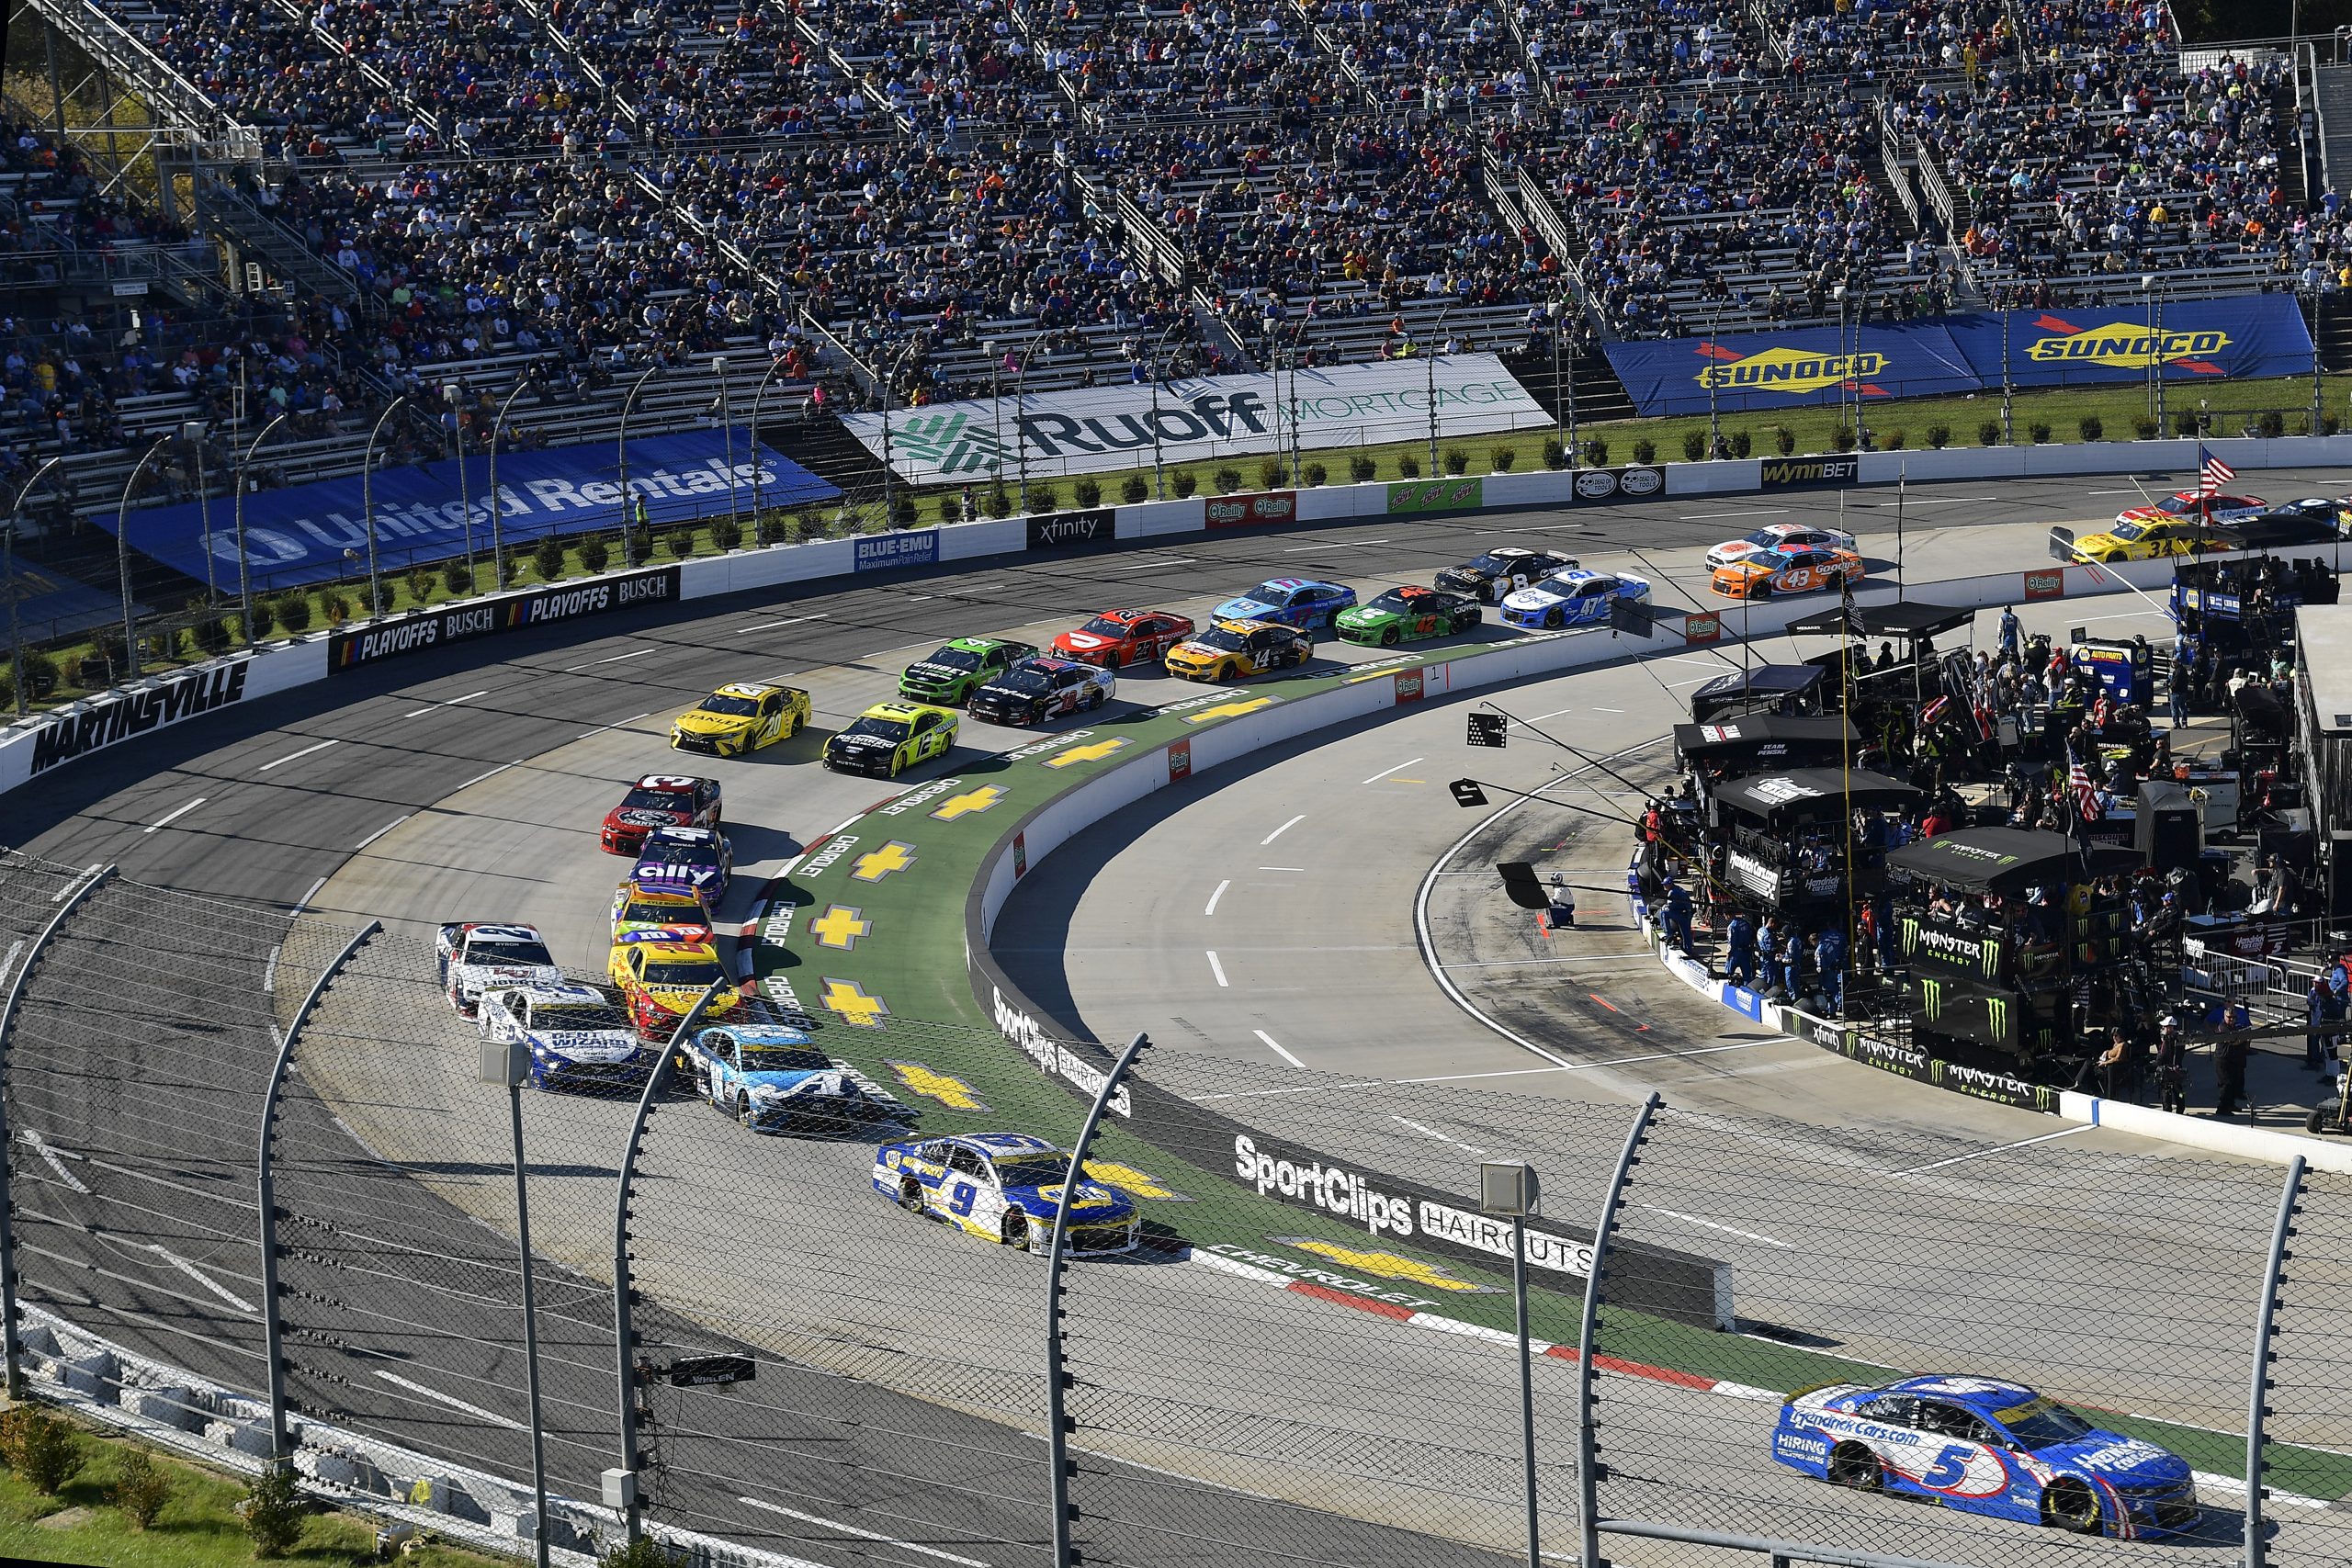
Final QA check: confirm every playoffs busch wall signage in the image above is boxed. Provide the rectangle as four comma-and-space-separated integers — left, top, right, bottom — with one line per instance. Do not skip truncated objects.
1025, 509, 1114, 551
329, 565, 681, 672
844, 356, 1551, 484
1759, 456, 1860, 491
30, 660, 251, 774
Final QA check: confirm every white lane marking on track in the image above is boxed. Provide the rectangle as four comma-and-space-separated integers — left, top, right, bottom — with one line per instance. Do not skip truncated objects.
1283, 536, 1390, 552
1260, 814, 1305, 845
1206, 951, 1228, 987
375, 1371, 526, 1430
293, 875, 329, 917
262, 944, 279, 997
1641, 1205, 1793, 1249
1361, 757, 1424, 784
142, 797, 207, 833
402, 688, 490, 718
1666, 674, 1718, 688
1893, 1124, 2092, 1175
258, 739, 339, 772
1392, 1114, 1485, 1155
597, 648, 654, 663
53, 865, 103, 902
1257, 866, 1306, 873
1593, 706, 1624, 713
1204, 879, 1229, 918
353, 814, 413, 852
737, 614, 829, 633
1528, 705, 1578, 722
453, 763, 514, 792
1254, 1029, 1305, 1069
147, 1245, 255, 1313
1193, 1063, 1582, 1100
1678, 507, 1789, 520
1111, 555, 1199, 570
579, 711, 655, 741
21, 1132, 87, 1192
736, 1495, 989, 1567
0, 939, 22, 990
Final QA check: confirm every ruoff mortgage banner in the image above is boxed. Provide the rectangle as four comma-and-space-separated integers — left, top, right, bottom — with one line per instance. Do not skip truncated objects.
843, 355, 1552, 483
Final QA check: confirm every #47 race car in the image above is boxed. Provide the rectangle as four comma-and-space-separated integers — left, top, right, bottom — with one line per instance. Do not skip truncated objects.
873, 1132, 1140, 1254
1772, 1376, 2199, 1540
1501, 569, 1652, 630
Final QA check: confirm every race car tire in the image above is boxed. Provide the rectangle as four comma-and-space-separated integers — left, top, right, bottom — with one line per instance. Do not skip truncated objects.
1216, 663, 1238, 683
1544, 607, 1564, 629
1826, 1443, 1882, 1491
2041, 1479, 2102, 1535
1749, 581, 1773, 601
898, 1179, 925, 1213
1379, 626, 1400, 647
1002, 1211, 1034, 1251
1455, 613, 1478, 634
2309, 1106, 2329, 1134
1084, 686, 1106, 710
736, 1093, 754, 1127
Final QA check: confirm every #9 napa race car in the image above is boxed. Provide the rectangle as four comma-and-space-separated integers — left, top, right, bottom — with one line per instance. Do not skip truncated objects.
478, 981, 649, 1091
1434, 547, 1578, 604
607, 938, 744, 1038
1705, 524, 1856, 570
1711, 544, 1863, 600
669, 682, 809, 756
874, 1132, 1140, 1254
599, 773, 721, 854
1050, 609, 1196, 669
1163, 618, 1313, 682
967, 656, 1114, 725
821, 701, 958, 778
898, 637, 1038, 705
1212, 578, 1357, 633
1773, 1376, 2199, 1540
610, 878, 714, 945
435, 922, 564, 1016
678, 1023, 905, 1134
630, 825, 733, 901
1501, 568, 1652, 630
1335, 586, 1481, 646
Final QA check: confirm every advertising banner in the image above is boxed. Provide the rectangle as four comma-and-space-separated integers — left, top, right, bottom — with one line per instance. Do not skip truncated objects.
1605, 319, 1978, 417
327, 564, 684, 672
854, 530, 940, 572
1568, 465, 1665, 501
1758, 456, 1860, 490
1948, 295, 2315, 393
1387, 478, 1484, 514
844, 355, 1551, 484
1204, 491, 1297, 530
102, 430, 834, 594
1024, 509, 1115, 551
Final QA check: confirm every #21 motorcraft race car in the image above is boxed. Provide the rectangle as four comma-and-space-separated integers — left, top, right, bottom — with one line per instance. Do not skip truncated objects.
873, 1132, 1140, 1253
1705, 524, 1855, 570
669, 682, 809, 756
435, 922, 564, 1016
677, 1023, 905, 1134
1772, 1375, 2199, 1540
1434, 547, 1578, 604
629, 825, 733, 901
1163, 618, 1313, 682
1049, 610, 1195, 669
967, 656, 1114, 725
1334, 586, 1481, 646
599, 773, 721, 854
1501, 568, 1652, 630
820, 701, 959, 778
477, 981, 649, 1091
897, 637, 1038, 705
1211, 578, 1357, 632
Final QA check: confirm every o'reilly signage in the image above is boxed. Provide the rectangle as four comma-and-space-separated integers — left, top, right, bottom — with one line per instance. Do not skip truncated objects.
31, 660, 251, 774
329, 565, 682, 672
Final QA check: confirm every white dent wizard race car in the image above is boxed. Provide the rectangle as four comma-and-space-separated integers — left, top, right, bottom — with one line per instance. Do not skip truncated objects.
477, 982, 648, 1091
435, 922, 564, 1016
874, 1132, 1140, 1254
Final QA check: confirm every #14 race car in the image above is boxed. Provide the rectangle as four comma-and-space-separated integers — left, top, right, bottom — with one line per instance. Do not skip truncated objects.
1163, 618, 1313, 682
873, 1132, 1140, 1254
1049, 609, 1196, 668
1501, 569, 1653, 630
669, 682, 810, 756
821, 701, 959, 778
478, 981, 649, 1091
1710, 544, 1863, 600
607, 938, 743, 1038
630, 825, 733, 901
678, 1023, 905, 1134
1212, 579, 1357, 632
968, 656, 1114, 725
1772, 1376, 2199, 1540
610, 878, 714, 945
1335, 586, 1481, 646
1434, 547, 1578, 604
600, 773, 721, 855
898, 637, 1038, 705
1705, 524, 1856, 570
435, 922, 564, 1016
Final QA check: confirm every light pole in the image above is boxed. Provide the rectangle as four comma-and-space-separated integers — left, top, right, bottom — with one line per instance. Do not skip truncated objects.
116, 439, 179, 678
477, 1036, 551, 1568
616, 365, 662, 553
485, 370, 537, 586
710, 355, 738, 528
442, 383, 477, 590
881, 341, 922, 527
748, 354, 793, 526
1425, 303, 1457, 476
1012, 331, 1046, 507
185, 421, 216, 608
234, 412, 292, 645
1150, 321, 1188, 499
361, 395, 411, 616
1479, 1161, 1543, 1568
1704, 301, 1723, 457
2000, 305, 2015, 445
6, 457, 65, 714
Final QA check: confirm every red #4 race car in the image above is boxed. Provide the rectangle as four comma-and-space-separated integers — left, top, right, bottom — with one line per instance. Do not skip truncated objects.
599, 773, 721, 855
1050, 609, 1197, 669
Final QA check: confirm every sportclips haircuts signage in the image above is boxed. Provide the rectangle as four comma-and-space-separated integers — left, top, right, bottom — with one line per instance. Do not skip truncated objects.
28, 660, 252, 775
844, 356, 1551, 484
328, 564, 683, 671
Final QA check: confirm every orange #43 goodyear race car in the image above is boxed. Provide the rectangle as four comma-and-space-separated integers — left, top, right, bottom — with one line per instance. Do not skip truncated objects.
1711, 544, 1865, 601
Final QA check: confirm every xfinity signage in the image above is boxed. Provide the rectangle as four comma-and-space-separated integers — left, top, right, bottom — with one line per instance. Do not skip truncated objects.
844, 356, 1551, 483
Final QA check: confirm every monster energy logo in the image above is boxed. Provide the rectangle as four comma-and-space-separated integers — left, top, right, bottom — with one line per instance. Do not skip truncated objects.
1909, 920, 2002, 977
892, 412, 1014, 477
1920, 976, 1941, 1021
1984, 995, 2009, 1040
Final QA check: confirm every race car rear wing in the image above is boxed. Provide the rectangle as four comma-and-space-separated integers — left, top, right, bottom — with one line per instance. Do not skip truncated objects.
2047, 526, 2078, 562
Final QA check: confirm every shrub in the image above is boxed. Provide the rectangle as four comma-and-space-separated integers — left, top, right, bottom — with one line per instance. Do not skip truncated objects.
1396, 454, 1421, 477
1120, 474, 1149, 502
578, 535, 611, 573
664, 526, 696, 558
1212, 466, 1242, 493
20, 648, 56, 698
1349, 453, 1378, 481
755, 514, 787, 547
711, 516, 743, 551
622, 528, 651, 567
1926, 422, 1951, 449
404, 567, 435, 606
1831, 424, 1856, 452
1487, 446, 1516, 472
2028, 420, 2052, 444
1977, 419, 2002, 447
794, 508, 825, 541
1632, 437, 1657, 465
1442, 446, 1469, 475
937, 496, 962, 524
534, 536, 566, 581
1257, 457, 1288, 490
1023, 482, 1058, 512
194, 615, 233, 655
2327, 414, 2343, 436
2174, 412, 2200, 438
444, 557, 476, 595
1682, 430, 1706, 462
0, 1405, 84, 1495
2258, 410, 2286, 438
982, 483, 1012, 518
1541, 437, 1567, 469
1883, 427, 1906, 450
238, 1465, 307, 1558
1303, 461, 1327, 486
888, 495, 918, 526
274, 592, 312, 633
1582, 437, 1610, 468
2132, 415, 2159, 440
322, 592, 352, 626
1772, 426, 1795, 456
1730, 429, 1752, 458
111, 1446, 171, 1529
2077, 414, 2104, 443
1173, 470, 1199, 497
1073, 476, 1102, 508
600, 1535, 673, 1568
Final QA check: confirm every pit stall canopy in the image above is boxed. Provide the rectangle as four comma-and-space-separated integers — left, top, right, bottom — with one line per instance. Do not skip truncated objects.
1688, 663, 1827, 724
1886, 826, 2139, 897
1711, 768, 1918, 825
1781, 601, 1975, 642
2204, 513, 2342, 553
1673, 715, 1859, 774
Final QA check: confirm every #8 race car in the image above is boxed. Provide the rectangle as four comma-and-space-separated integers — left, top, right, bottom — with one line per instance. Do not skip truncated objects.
874, 1132, 1140, 1254
1501, 568, 1653, 630
606, 938, 743, 1038
630, 825, 733, 901
821, 701, 958, 778
1705, 524, 1856, 570
669, 682, 810, 756
1163, 618, 1313, 682
478, 981, 649, 1091
600, 773, 721, 855
435, 922, 564, 1016
968, 656, 1114, 725
609, 878, 713, 945
1049, 609, 1196, 669
1212, 578, 1357, 632
1335, 586, 1481, 646
898, 637, 1038, 705
1435, 547, 1578, 604
1711, 544, 1863, 600
1773, 1376, 2198, 1540
679, 1023, 905, 1134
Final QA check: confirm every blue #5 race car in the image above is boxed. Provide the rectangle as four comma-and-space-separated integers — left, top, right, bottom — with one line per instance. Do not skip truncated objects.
1212, 578, 1357, 633
1773, 1376, 2199, 1540
873, 1132, 1140, 1254
1499, 569, 1652, 630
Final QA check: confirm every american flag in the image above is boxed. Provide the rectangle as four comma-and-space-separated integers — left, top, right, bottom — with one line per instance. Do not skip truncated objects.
2197, 447, 2236, 497
2067, 745, 2102, 821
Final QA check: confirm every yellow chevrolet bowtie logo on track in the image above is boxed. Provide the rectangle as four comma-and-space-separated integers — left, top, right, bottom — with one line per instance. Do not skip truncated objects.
819, 977, 889, 1028
1045, 738, 1130, 769
931, 784, 1007, 820
1278, 1237, 1498, 1293
1082, 1159, 1191, 1201
808, 905, 870, 950
884, 1058, 989, 1111
1183, 698, 1275, 724
852, 841, 917, 882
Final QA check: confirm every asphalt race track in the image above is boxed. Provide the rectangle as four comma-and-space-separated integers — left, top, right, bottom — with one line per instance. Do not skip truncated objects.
17, 464, 2352, 1568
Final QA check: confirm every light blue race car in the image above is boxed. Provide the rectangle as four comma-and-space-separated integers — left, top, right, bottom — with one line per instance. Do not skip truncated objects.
1773, 1375, 2199, 1540
678, 1023, 905, 1134
631, 825, 733, 900
873, 1131, 1140, 1254
1499, 569, 1652, 630
1211, 578, 1357, 633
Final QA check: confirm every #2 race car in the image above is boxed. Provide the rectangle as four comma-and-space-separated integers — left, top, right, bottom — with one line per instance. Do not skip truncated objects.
1049, 609, 1196, 669
898, 637, 1038, 705
2111, 489, 2266, 530
478, 981, 649, 1091
1212, 578, 1357, 633
1335, 586, 1482, 646
1705, 524, 1856, 570
669, 682, 810, 756
609, 879, 714, 945
1773, 1376, 2199, 1540
1163, 618, 1313, 682
1434, 547, 1578, 604
1710, 544, 1864, 600
873, 1132, 1140, 1254
679, 1023, 904, 1134
967, 656, 1114, 725
435, 922, 564, 1016
630, 825, 733, 900
600, 773, 721, 855
821, 701, 959, 778
607, 938, 743, 1038
1501, 569, 1653, 630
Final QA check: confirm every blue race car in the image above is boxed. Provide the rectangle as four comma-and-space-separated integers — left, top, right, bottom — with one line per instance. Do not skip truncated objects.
678, 1023, 903, 1133
1211, 578, 1357, 633
630, 825, 733, 900
872, 1132, 1140, 1254
1773, 1376, 2199, 1540
1499, 569, 1652, 630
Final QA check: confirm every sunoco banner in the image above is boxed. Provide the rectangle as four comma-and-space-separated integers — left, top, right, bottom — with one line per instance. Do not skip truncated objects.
1603, 295, 2315, 417
845, 355, 1551, 483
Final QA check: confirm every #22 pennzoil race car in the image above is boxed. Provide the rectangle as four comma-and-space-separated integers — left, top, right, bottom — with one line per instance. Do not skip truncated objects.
873, 1132, 1140, 1254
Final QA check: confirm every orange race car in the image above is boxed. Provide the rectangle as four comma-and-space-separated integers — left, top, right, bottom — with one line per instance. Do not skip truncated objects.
1711, 544, 1865, 601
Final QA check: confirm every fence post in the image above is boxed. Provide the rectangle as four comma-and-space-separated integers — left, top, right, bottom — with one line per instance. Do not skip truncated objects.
2244, 1153, 2304, 1568
254, 919, 379, 1463
0, 863, 117, 1397
1577, 1091, 1659, 1568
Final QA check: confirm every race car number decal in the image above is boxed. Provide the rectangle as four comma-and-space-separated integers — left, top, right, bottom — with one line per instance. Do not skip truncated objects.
948, 1182, 978, 1216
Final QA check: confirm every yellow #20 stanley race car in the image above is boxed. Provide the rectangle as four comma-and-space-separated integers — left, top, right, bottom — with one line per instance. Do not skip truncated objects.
670, 682, 811, 756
